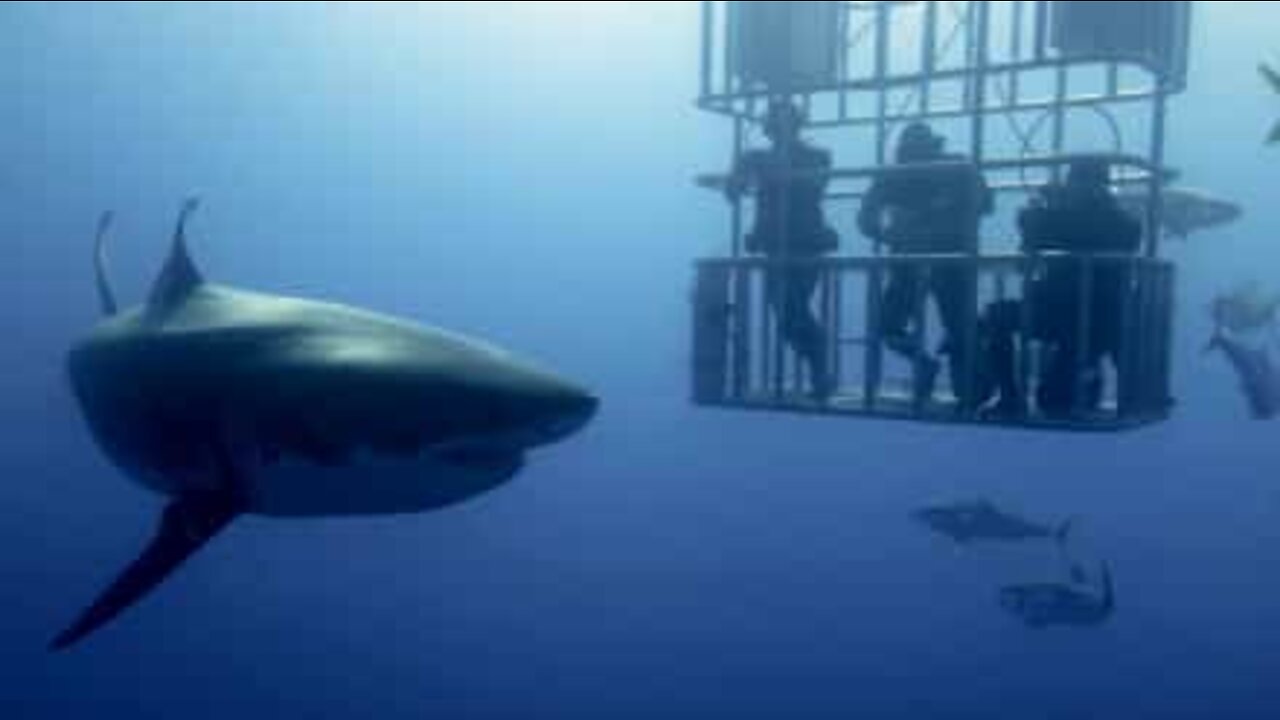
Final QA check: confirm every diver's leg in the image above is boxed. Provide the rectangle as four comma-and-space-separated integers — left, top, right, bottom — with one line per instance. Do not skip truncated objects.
783, 266, 832, 400
882, 266, 939, 406
981, 299, 1026, 416
1086, 277, 1125, 411
1033, 271, 1083, 417
1037, 342, 1076, 416
883, 266, 930, 358
933, 266, 978, 409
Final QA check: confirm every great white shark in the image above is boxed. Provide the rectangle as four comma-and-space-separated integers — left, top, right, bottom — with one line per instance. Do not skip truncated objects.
53, 200, 598, 650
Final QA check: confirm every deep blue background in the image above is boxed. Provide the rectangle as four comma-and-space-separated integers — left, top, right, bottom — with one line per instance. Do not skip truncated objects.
2, 2, 1279, 718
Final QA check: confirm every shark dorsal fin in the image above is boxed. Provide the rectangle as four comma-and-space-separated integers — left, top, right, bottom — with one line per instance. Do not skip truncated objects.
93, 211, 119, 317
148, 198, 205, 312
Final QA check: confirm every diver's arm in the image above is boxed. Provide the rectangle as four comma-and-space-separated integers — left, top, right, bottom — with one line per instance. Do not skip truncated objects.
1116, 207, 1143, 253
817, 148, 834, 192
977, 170, 995, 217
725, 151, 762, 201
1017, 201, 1051, 254
857, 179, 886, 242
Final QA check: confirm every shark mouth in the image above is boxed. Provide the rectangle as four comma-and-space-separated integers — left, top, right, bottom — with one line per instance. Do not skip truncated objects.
437, 445, 526, 474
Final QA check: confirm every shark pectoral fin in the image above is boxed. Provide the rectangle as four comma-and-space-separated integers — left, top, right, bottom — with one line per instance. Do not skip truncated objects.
50, 494, 240, 652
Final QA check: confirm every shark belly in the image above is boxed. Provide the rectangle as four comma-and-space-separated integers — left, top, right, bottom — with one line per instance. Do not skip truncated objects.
243, 449, 522, 518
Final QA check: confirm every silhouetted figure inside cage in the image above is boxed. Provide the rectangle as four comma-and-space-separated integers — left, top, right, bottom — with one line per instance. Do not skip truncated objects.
859, 122, 993, 410
985, 158, 1143, 417
726, 100, 840, 401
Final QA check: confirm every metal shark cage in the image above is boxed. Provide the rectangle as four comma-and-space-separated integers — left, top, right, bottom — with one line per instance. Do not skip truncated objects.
691, 0, 1192, 432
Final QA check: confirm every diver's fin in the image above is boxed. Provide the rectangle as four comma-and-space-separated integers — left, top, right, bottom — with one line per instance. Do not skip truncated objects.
93, 212, 118, 317
148, 198, 205, 312
50, 494, 240, 651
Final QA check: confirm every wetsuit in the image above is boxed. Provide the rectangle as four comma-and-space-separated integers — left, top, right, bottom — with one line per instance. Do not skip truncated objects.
1017, 185, 1142, 413
736, 140, 839, 398
859, 154, 992, 406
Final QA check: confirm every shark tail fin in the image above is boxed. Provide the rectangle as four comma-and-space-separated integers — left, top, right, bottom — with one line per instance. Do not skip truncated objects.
50, 494, 239, 652
1205, 325, 1226, 356
93, 212, 118, 317
1098, 562, 1115, 612
1054, 518, 1075, 546
1262, 64, 1280, 95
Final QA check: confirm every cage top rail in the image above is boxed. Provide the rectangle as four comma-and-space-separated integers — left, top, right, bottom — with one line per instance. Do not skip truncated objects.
695, 152, 1175, 193
696, 251, 1168, 271
699, 54, 1171, 106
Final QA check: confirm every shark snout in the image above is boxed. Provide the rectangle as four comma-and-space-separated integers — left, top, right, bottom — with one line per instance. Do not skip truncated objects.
471, 360, 599, 449
531, 384, 599, 445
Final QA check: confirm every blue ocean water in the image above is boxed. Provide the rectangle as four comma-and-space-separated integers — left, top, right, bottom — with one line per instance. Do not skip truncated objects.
2, 2, 1279, 718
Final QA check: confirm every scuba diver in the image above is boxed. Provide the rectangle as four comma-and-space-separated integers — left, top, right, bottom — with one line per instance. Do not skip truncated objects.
984, 157, 1142, 417
858, 122, 993, 410
998, 562, 1115, 629
726, 99, 840, 401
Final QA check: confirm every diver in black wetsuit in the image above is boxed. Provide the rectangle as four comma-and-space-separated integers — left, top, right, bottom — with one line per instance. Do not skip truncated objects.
986, 158, 1142, 416
859, 122, 993, 409
726, 100, 840, 401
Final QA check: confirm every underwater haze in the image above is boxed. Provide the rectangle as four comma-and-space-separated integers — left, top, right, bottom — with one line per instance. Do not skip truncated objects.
3, 1, 1280, 718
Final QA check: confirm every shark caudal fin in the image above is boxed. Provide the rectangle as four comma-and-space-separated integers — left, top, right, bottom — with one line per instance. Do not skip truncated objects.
1268, 123, 1280, 146
1055, 518, 1076, 546
50, 495, 239, 652
1263, 63, 1280, 94
1204, 327, 1225, 356
93, 212, 118, 317
1097, 562, 1115, 612
147, 198, 205, 312
1262, 65, 1280, 144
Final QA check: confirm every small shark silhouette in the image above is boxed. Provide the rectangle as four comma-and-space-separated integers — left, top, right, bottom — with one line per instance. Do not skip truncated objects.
1211, 282, 1280, 336
998, 563, 1115, 630
913, 500, 1074, 547
53, 201, 599, 650
1206, 328, 1280, 420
